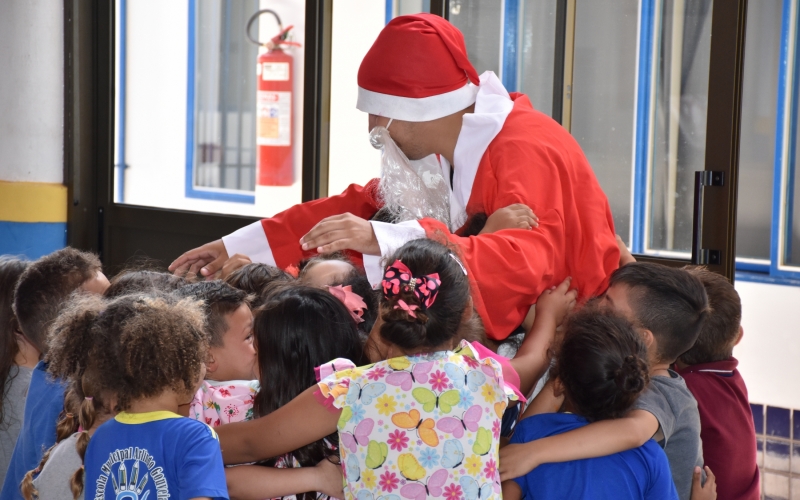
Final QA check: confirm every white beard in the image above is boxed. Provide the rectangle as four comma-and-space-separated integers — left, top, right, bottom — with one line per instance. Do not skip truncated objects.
370, 126, 452, 228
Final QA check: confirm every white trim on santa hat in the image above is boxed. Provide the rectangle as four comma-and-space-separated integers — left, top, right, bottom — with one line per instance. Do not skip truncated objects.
357, 82, 479, 122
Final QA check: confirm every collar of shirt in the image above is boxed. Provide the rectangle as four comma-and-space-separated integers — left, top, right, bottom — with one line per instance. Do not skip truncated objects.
676, 357, 739, 376
439, 71, 515, 230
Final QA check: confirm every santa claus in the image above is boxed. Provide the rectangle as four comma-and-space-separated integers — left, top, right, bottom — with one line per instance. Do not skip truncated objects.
170, 13, 620, 340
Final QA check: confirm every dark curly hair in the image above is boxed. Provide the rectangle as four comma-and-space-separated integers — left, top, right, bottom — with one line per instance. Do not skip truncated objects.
224, 263, 294, 308
13, 248, 102, 354
0, 257, 30, 427
104, 270, 186, 298
552, 307, 650, 422
46, 293, 207, 411
378, 239, 471, 352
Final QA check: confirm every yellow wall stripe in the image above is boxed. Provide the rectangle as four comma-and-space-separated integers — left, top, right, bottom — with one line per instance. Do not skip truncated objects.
0, 181, 68, 223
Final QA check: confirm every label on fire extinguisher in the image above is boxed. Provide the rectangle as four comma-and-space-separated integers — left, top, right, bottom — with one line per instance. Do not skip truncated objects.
260, 62, 290, 81
257, 91, 291, 146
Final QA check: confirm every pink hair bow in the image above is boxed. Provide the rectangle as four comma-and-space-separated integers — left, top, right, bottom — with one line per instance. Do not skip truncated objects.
327, 285, 367, 324
382, 260, 441, 313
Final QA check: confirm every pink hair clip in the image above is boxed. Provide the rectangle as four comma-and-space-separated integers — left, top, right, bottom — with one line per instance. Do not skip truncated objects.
327, 285, 368, 324
85, 397, 93, 401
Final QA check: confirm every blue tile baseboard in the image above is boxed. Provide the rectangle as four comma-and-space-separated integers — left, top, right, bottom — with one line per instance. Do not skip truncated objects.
752, 403, 800, 499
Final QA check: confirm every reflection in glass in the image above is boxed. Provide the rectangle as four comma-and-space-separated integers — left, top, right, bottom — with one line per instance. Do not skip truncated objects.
517, 0, 556, 114
394, 0, 431, 16
648, 0, 712, 253
737, 0, 780, 261
449, 0, 502, 76
571, 0, 638, 245
194, 0, 258, 193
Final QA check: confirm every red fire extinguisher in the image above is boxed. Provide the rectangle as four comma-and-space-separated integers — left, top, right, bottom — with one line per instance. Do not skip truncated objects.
247, 10, 301, 186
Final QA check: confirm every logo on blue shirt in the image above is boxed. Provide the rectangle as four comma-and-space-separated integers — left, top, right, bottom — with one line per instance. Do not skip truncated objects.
95, 447, 169, 500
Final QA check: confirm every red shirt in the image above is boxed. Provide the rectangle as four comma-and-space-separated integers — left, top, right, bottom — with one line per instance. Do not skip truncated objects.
677, 358, 759, 500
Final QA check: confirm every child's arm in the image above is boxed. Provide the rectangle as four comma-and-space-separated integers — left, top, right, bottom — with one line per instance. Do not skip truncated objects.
499, 409, 659, 481
519, 378, 563, 421
501, 480, 524, 500
225, 459, 344, 500
479, 204, 539, 234
215, 385, 340, 465
510, 277, 576, 397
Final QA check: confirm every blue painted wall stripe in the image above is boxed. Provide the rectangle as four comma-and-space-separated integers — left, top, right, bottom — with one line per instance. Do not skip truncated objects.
0, 222, 67, 260
386, 0, 393, 24
502, 0, 519, 92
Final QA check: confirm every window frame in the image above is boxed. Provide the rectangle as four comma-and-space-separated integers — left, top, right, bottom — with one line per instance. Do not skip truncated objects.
66, 0, 333, 272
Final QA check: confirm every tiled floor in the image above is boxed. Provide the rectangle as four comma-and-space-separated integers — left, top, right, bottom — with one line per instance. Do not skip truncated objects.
752, 403, 800, 500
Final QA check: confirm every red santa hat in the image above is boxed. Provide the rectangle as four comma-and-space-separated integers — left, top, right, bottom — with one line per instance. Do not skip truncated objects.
357, 14, 480, 122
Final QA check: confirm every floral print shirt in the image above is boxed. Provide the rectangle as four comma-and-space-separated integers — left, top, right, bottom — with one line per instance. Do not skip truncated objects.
317, 340, 517, 500
189, 380, 258, 428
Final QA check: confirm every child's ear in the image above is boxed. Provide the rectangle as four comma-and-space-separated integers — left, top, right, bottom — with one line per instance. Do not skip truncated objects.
552, 377, 565, 398
640, 329, 655, 349
734, 326, 744, 346
205, 352, 218, 375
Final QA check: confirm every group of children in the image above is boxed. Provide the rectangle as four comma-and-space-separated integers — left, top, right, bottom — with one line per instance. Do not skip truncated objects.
0, 234, 758, 499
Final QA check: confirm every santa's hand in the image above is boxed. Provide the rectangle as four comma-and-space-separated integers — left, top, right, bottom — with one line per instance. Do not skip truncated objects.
219, 254, 252, 279
480, 204, 539, 234
300, 213, 380, 255
169, 239, 229, 280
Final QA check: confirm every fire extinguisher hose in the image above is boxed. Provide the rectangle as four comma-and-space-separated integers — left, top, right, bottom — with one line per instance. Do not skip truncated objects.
246, 9, 284, 47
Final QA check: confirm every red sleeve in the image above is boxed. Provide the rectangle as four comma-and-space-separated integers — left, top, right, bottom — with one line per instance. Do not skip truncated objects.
262, 179, 382, 268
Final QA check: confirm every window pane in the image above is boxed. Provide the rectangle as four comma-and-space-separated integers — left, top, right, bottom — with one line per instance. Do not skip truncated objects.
394, 0, 431, 16
571, 0, 639, 245
517, 0, 556, 115
449, 0, 502, 76
736, 0, 780, 261
115, 0, 306, 217
648, 0, 712, 254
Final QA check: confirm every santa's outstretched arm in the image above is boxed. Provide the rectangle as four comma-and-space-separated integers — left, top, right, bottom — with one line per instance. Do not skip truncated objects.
169, 179, 381, 277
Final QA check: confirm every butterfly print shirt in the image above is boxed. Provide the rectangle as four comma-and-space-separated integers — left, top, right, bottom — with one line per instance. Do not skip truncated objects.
316, 340, 517, 500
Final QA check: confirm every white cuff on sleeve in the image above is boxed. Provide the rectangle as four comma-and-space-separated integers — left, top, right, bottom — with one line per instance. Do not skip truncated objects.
365, 220, 426, 287
221, 220, 277, 266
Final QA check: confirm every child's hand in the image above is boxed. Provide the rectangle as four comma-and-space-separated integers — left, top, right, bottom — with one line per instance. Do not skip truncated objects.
691, 466, 716, 500
499, 442, 541, 481
534, 277, 578, 328
480, 204, 539, 234
314, 457, 344, 499
616, 234, 636, 266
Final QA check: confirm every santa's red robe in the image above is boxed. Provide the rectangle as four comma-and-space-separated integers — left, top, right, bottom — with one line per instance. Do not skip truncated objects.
223, 73, 619, 340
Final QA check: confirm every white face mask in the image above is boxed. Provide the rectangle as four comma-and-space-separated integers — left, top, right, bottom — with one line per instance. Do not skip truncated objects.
369, 121, 451, 228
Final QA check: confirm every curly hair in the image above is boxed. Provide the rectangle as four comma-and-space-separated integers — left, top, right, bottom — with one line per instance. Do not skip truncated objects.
13, 248, 102, 354
551, 307, 650, 422
378, 239, 471, 352
0, 257, 30, 427
104, 270, 186, 298
224, 263, 294, 308
46, 293, 208, 411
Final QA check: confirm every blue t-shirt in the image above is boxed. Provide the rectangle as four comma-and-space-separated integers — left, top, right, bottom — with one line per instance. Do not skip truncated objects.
511, 413, 678, 500
0, 361, 66, 500
84, 411, 228, 500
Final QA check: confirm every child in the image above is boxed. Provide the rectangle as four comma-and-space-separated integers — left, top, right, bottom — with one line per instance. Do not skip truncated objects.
224, 285, 369, 500
224, 263, 294, 308
0, 258, 36, 486
675, 267, 759, 500
502, 308, 678, 499
77, 293, 228, 499
216, 238, 522, 499
1, 248, 109, 500
177, 281, 256, 382
499, 263, 712, 500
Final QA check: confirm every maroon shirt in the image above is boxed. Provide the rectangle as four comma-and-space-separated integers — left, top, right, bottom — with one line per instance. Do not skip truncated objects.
677, 358, 760, 500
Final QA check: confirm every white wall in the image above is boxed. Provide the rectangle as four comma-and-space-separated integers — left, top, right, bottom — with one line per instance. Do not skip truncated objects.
0, 0, 63, 184
327, 1, 384, 196
735, 280, 800, 409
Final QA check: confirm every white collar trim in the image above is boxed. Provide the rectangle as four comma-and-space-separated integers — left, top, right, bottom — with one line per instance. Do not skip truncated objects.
449, 71, 515, 228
